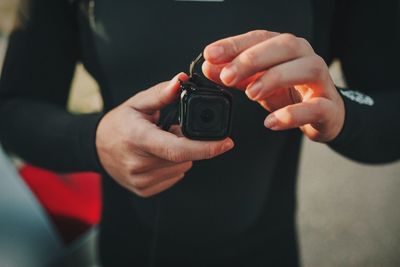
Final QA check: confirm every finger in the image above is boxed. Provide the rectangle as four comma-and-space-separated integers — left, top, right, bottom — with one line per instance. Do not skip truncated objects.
128, 156, 178, 174
220, 34, 314, 87
131, 161, 192, 190
135, 174, 185, 198
257, 87, 300, 112
202, 61, 225, 84
202, 61, 264, 90
169, 125, 184, 137
128, 72, 189, 114
264, 98, 332, 130
136, 123, 235, 162
204, 30, 279, 64
246, 55, 329, 101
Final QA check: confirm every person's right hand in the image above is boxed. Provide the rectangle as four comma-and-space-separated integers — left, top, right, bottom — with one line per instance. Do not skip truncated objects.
96, 73, 234, 198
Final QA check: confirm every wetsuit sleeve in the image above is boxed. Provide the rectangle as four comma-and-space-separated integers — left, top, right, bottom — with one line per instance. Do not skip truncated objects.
0, 0, 103, 172
327, 0, 400, 164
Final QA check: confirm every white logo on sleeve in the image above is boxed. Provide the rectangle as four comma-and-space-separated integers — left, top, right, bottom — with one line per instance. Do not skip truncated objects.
339, 89, 375, 106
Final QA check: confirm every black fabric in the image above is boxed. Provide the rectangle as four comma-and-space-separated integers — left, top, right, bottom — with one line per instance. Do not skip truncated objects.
0, 0, 103, 172
0, 0, 399, 266
327, 0, 400, 163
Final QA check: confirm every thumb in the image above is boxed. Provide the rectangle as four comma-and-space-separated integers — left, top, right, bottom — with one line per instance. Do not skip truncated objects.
127, 72, 188, 114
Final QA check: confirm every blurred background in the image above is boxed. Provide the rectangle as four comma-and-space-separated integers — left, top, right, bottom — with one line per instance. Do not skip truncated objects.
1, 1, 400, 266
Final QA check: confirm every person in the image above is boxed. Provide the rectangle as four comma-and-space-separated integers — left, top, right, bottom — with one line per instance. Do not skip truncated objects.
0, 0, 399, 266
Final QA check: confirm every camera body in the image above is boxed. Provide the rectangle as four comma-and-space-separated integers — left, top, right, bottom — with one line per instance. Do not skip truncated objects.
179, 74, 233, 140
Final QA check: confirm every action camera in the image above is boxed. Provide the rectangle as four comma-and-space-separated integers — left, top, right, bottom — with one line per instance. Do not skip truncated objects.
159, 54, 233, 140
179, 72, 233, 140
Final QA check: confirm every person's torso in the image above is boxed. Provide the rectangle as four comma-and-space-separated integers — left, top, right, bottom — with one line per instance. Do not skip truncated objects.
75, 0, 335, 265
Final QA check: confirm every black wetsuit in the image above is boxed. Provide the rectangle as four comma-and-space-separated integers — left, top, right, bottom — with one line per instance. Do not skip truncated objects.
0, 0, 399, 266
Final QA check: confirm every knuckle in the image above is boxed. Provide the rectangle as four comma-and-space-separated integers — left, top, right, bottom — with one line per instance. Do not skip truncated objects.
166, 147, 185, 163
227, 37, 240, 55
281, 108, 296, 125
297, 37, 307, 44
129, 176, 149, 190
316, 55, 327, 68
128, 159, 145, 174
280, 33, 297, 44
309, 56, 327, 79
298, 37, 313, 52
204, 144, 218, 159
248, 29, 270, 40
121, 159, 135, 174
309, 65, 323, 80
279, 33, 299, 53
239, 50, 258, 70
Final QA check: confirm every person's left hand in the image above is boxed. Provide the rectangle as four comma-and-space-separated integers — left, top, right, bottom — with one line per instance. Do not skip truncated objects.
203, 30, 345, 142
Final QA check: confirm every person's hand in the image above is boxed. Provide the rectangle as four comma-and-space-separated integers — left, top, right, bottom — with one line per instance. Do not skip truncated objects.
203, 30, 345, 142
96, 73, 234, 198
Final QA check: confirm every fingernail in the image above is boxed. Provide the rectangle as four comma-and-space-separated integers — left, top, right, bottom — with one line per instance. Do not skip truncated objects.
265, 113, 278, 129
246, 81, 262, 100
222, 139, 234, 152
207, 46, 224, 59
169, 73, 184, 86
169, 74, 178, 84
220, 65, 237, 85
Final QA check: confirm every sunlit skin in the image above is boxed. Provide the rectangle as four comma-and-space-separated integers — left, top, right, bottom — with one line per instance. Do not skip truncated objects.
96, 73, 234, 198
203, 30, 345, 143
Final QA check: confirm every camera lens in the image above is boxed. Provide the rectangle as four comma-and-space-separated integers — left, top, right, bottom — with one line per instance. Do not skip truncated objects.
186, 94, 231, 138
193, 103, 222, 131
200, 108, 215, 124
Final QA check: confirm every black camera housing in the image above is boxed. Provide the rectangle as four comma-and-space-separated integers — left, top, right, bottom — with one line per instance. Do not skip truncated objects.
158, 54, 233, 140
179, 74, 233, 140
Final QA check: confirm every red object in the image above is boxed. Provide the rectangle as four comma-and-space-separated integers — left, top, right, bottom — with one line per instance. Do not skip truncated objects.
19, 165, 101, 244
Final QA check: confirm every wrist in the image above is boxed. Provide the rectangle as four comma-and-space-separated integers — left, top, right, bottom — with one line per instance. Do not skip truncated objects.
327, 87, 366, 148
78, 112, 105, 173
326, 94, 346, 142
